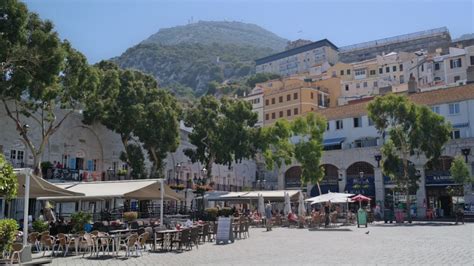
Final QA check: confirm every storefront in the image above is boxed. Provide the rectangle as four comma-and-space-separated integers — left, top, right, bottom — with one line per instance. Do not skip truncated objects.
425, 156, 458, 217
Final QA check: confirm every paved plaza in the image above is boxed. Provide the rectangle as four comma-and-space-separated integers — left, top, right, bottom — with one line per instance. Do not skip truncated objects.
46, 222, 473, 266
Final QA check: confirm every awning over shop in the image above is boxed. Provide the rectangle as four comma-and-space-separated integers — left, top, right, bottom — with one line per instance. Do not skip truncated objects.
323, 137, 345, 146
15, 169, 84, 198
37, 179, 183, 201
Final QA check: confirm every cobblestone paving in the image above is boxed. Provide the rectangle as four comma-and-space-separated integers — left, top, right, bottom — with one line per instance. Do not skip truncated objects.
47, 222, 473, 266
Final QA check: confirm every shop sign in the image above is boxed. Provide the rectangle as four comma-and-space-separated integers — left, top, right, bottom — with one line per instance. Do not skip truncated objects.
425, 175, 455, 185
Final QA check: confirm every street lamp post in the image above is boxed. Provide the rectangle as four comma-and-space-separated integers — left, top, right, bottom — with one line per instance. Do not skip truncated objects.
461, 148, 471, 163
374, 154, 382, 168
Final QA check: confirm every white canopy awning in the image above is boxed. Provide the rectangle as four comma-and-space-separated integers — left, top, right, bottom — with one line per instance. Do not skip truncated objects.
15, 169, 84, 198
37, 179, 183, 201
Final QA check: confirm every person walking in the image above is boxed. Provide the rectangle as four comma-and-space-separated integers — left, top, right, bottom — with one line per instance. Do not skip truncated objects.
265, 201, 273, 231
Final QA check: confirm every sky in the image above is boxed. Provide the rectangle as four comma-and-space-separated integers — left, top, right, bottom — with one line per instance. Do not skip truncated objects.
24, 0, 474, 64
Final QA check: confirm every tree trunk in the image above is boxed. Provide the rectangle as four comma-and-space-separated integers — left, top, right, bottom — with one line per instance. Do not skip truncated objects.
317, 182, 322, 195
402, 155, 412, 223
149, 149, 159, 179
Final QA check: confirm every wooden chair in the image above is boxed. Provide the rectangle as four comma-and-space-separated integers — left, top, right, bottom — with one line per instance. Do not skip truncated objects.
9, 243, 24, 265
120, 233, 139, 257
198, 223, 209, 243
136, 232, 149, 256
40, 233, 56, 257
171, 229, 190, 252
81, 233, 95, 257
27, 232, 40, 252
189, 227, 200, 250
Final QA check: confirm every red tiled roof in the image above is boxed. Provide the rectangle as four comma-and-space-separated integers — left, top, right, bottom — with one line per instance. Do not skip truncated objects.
317, 84, 474, 120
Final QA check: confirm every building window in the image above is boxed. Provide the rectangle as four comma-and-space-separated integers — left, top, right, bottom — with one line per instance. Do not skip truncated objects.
356, 83, 360, 88
327, 122, 330, 131
470, 56, 474, 66
421, 64, 424, 72
450, 58, 462, 69
340, 70, 344, 76
265, 99, 269, 106
454, 76, 461, 82
368, 117, 374, 126
399, 64, 403, 71
434, 63, 440, 70
265, 114, 269, 120
451, 129, 461, 139
431, 106, 440, 114
373, 81, 378, 87
279, 111, 283, 118
271, 113, 276, 119
370, 70, 376, 75
392, 66, 397, 72
363, 82, 367, 88
311, 92, 314, 99
379, 68, 383, 74
336, 120, 343, 130
279, 96, 283, 103
346, 69, 351, 75
354, 69, 366, 77
385, 67, 390, 73
287, 109, 291, 116
345, 84, 349, 91
400, 75, 405, 84
353, 117, 361, 128
293, 93, 298, 100
448, 103, 460, 115
271, 98, 275, 104
294, 108, 299, 115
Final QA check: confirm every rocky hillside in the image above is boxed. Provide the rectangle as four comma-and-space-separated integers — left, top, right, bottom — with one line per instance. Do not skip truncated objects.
113, 21, 288, 96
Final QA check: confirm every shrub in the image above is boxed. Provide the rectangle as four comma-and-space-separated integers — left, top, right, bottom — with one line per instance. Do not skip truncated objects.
32, 220, 49, 233
218, 207, 234, 217
0, 219, 19, 254
71, 211, 92, 233
123, 211, 138, 222
205, 208, 218, 221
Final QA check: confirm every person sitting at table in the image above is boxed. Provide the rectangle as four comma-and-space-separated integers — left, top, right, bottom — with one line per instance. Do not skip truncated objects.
288, 212, 298, 225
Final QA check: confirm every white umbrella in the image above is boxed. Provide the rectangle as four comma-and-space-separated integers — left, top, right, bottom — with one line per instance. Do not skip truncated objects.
298, 192, 306, 216
258, 193, 265, 215
306, 192, 354, 204
284, 192, 291, 215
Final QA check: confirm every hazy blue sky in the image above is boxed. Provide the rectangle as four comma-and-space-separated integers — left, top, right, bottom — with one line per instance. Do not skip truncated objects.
24, 0, 473, 63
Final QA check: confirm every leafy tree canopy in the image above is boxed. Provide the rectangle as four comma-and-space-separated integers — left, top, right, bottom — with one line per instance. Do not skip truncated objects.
0, 154, 18, 200
183, 95, 258, 180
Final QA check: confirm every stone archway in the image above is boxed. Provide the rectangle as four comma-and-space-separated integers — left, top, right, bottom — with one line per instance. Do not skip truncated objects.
346, 161, 375, 196
285, 166, 302, 189
310, 164, 339, 196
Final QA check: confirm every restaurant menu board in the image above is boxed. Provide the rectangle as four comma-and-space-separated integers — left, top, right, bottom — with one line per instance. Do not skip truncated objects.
216, 217, 234, 244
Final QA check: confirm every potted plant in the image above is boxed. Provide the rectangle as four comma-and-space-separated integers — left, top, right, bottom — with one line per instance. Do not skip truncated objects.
70, 211, 92, 233
123, 211, 138, 229
0, 219, 19, 256
218, 207, 234, 217
32, 220, 49, 233
204, 208, 218, 221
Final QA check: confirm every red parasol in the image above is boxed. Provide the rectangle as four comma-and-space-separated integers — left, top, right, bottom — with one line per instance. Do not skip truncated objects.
351, 194, 371, 208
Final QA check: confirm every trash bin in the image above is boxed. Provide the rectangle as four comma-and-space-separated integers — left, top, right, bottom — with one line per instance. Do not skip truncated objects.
395, 209, 405, 223
357, 208, 368, 228
384, 209, 394, 223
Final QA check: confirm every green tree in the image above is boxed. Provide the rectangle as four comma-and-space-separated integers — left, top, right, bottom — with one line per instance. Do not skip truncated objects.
0, 154, 18, 200
119, 144, 145, 179
1, 1, 98, 175
83, 62, 157, 173
183, 95, 258, 181
448, 156, 472, 196
292, 113, 327, 194
135, 90, 181, 178
368, 94, 451, 222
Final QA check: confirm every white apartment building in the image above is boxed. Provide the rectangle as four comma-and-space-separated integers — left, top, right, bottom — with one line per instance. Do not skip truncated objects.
243, 87, 265, 127
278, 84, 474, 218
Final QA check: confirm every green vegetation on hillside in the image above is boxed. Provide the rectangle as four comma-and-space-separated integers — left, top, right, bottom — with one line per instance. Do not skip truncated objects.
143, 21, 288, 51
